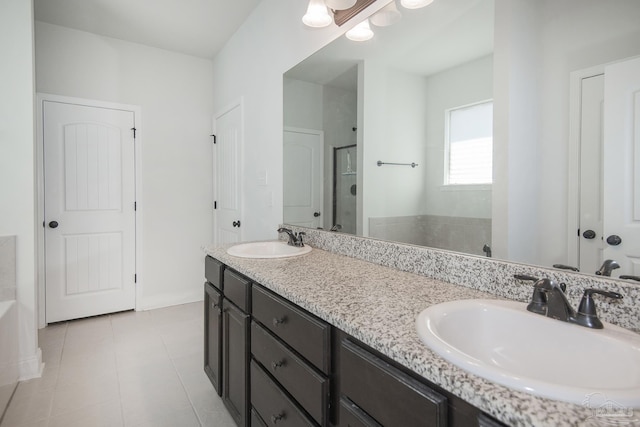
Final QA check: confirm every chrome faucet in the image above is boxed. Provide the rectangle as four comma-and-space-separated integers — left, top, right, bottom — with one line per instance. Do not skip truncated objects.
277, 227, 305, 247
521, 276, 623, 329
595, 259, 620, 277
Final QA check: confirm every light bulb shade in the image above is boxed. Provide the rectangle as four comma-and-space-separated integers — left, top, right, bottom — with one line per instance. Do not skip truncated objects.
302, 0, 333, 28
325, 0, 357, 10
370, 1, 402, 27
345, 19, 374, 41
400, 0, 434, 9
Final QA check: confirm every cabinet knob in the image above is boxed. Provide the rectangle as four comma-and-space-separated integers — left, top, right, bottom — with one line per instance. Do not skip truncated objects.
272, 317, 286, 327
271, 413, 286, 424
211, 302, 219, 309
271, 360, 285, 370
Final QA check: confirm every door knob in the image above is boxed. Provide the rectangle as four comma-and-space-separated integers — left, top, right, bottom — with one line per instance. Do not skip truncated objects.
606, 235, 622, 246
582, 229, 596, 239
313, 212, 321, 217
48, 221, 59, 229
232, 220, 241, 228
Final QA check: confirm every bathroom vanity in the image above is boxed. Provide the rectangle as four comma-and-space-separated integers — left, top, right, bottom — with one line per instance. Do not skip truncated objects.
203, 239, 629, 427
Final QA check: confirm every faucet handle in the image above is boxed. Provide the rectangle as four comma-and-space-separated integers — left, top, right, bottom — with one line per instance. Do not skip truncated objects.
620, 275, 640, 282
553, 264, 580, 272
514, 274, 538, 282
296, 232, 305, 247
576, 288, 623, 329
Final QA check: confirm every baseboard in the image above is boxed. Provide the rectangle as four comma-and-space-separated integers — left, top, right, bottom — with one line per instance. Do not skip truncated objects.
18, 348, 43, 381
139, 289, 203, 311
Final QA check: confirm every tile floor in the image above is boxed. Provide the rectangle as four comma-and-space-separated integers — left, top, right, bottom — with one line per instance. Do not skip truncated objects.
1, 302, 236, 427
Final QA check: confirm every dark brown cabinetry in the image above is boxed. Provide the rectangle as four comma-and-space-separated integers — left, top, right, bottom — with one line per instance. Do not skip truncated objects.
204, 282, 222, 395
203, 257, 251, 427
251, 285, 331, 426
340, 338, 447, 427
204, 257, 509, 427
222, 298, 250, 427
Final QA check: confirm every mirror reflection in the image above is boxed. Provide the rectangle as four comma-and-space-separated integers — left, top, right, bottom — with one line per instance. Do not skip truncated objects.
283, 0, 640, 280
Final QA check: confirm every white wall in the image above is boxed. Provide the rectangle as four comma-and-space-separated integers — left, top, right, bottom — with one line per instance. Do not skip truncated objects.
424, 55, 493, 219
211, 0, 388, 242
534, 0, 640, 268
35, 22, 214, 309
493, 0, 640, 266
361, 63, 428, 235
0, 0, 41, 379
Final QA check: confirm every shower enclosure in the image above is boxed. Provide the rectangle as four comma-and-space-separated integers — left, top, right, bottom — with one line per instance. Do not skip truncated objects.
333, 145, 357, 234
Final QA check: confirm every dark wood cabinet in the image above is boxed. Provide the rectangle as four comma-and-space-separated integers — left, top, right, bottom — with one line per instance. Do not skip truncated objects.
252, 285, 331, 374
251, 321, 329, 425
204, 282, 222, 396
250, 360, 316, 427
222, 298, 250, 427
340, 338, 447, 427
204, 257, 512, 427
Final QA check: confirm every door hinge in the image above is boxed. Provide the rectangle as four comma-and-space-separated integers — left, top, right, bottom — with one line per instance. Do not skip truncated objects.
214, 201, 217, 210
134, 201, 137, 211
210, 134, 216, 144
134, 274, 137, 283
132, 127, 137, 138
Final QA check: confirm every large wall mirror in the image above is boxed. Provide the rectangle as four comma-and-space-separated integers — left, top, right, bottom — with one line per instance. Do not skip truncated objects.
283, 0, 640, 281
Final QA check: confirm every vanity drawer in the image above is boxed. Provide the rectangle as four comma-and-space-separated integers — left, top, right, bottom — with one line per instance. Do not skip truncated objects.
205, 256, 224, 290
250, 360, 315, 427
340, 339, 447, 427
251, 408, 267, 427
339, 397, 382, 427
251, 321, 328, 426
223, 269, 251, 312
252, 285, 330, 373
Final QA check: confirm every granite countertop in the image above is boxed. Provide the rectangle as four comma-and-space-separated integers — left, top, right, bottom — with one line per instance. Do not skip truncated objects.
204, 244, 630, 427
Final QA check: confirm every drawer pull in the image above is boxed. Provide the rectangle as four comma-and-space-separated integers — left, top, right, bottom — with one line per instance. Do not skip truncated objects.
270, 412, 286, 424
211, 302, 219, 309
272, 317, 287, 326
271, 360, 286, 370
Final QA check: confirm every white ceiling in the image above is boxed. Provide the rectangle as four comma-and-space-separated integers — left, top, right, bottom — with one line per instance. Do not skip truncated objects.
286, 0, 493, 90
34, 0, 263, 59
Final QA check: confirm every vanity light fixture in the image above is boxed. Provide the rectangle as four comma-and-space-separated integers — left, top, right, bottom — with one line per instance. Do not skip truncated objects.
325, 0, 357, 10
302, 0, 333, 28
303, 0, 376, 28
400, 0, 434, 9
345, 18, 374, 41
370, 1, 402, 27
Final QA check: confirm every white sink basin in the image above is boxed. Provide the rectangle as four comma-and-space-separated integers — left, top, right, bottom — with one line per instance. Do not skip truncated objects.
226, 241, 312, 259
416, 299, 640, 406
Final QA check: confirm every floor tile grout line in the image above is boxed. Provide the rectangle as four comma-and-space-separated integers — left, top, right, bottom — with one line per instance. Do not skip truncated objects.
161, 321, 205, 427
109, 314, 127, 427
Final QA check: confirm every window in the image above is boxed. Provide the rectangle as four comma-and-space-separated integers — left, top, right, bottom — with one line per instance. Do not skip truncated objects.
444, 100, 493, 185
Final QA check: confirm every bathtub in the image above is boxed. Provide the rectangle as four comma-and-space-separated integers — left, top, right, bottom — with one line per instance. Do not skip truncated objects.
0, 300, 18, 417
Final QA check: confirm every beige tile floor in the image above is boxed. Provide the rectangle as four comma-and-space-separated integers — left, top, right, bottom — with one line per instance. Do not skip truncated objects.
1, 302, 236, 427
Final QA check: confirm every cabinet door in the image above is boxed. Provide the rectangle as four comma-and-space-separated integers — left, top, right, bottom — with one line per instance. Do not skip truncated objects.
222, 298, 250, 427
340, 339, 447, 427
204, 282, 222, 395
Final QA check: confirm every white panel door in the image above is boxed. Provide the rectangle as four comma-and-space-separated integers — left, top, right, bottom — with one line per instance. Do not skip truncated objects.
214, 104, 242, 244
283, 128, 323, 229
603, 56, 640, 277
578, 74, 605, 274
44, 101, 136, 323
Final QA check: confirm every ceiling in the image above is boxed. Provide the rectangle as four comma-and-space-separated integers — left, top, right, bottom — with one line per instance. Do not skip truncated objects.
286, 0, 493, 90
34, 0, 263, 59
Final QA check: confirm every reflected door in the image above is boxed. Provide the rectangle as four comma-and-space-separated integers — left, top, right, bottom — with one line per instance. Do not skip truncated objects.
578, 74, 605, 274
283, 128, 323, 228
44, 101, 136, 323
603, 56, 640, 276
